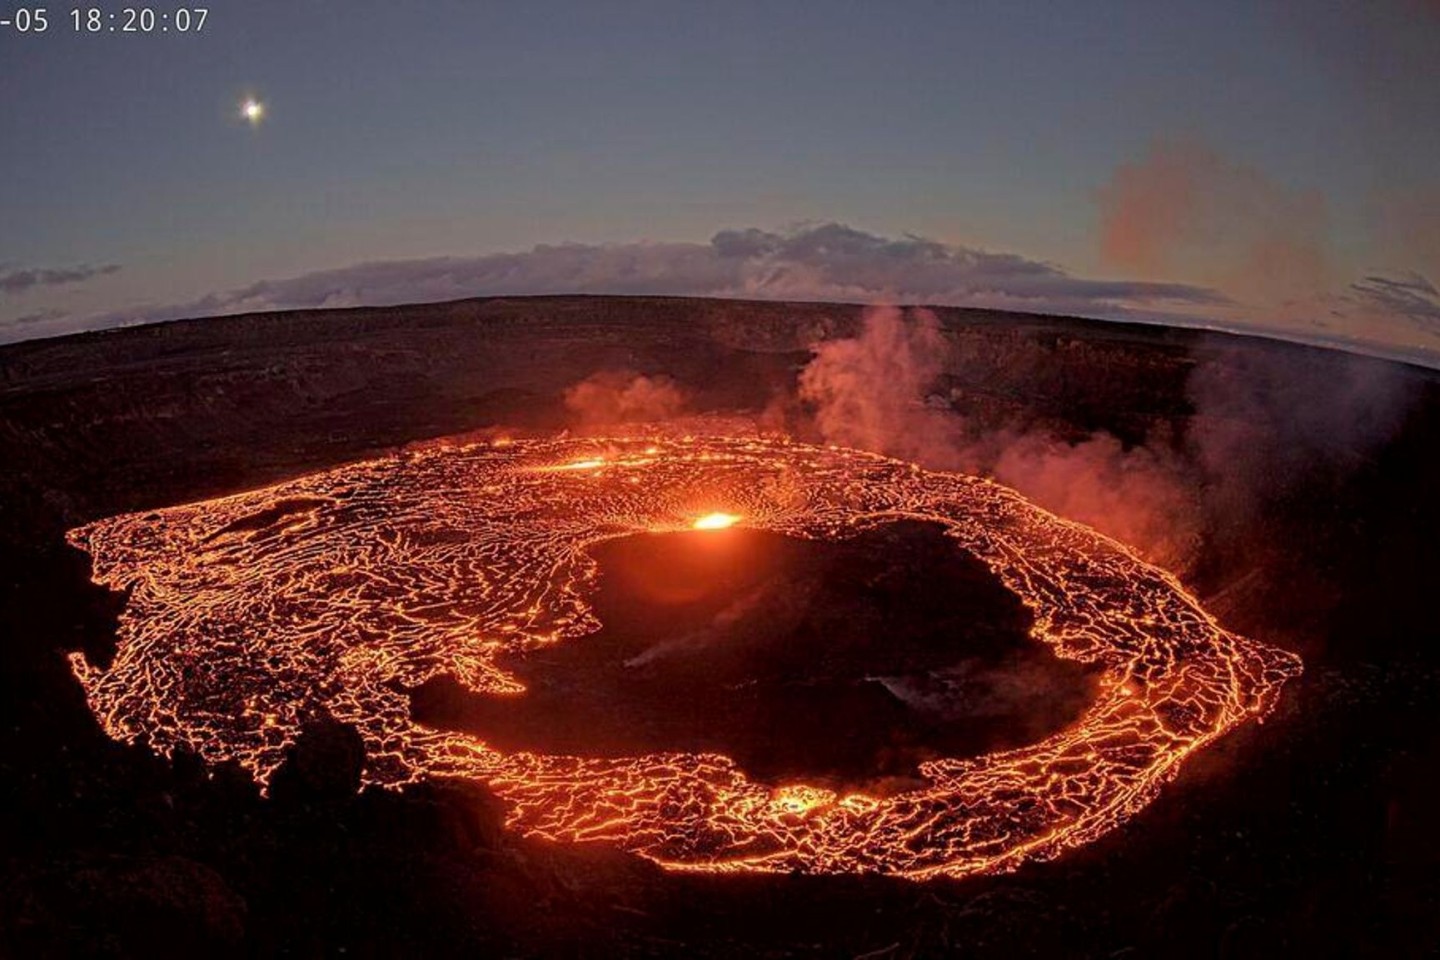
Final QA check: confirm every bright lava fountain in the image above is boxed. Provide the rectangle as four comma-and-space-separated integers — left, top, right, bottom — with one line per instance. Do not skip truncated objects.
68, 435, 1301, 880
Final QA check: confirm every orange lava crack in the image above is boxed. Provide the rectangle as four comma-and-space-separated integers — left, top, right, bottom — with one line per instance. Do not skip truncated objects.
66, 435, 1301, 879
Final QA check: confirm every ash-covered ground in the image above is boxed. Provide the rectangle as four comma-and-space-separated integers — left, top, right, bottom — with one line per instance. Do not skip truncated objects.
1, 295, 1437, 956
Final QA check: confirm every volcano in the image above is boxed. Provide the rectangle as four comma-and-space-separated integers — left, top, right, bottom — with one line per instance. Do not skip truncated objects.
64, 435, 1299, 878
3, 296, 1437, 955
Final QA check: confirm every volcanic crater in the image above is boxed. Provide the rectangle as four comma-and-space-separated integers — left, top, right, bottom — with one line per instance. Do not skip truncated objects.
410, 520, 1101, 791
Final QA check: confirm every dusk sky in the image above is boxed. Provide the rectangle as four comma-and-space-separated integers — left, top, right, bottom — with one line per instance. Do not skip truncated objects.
3, 1, 1438, 361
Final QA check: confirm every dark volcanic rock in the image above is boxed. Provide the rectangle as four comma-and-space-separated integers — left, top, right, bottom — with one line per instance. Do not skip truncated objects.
7, 855, 246, 958
268, 718, 366, 807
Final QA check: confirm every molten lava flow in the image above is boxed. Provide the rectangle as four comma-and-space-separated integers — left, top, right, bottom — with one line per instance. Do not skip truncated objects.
692, 511, 741, 530
66, 435, 1301, 879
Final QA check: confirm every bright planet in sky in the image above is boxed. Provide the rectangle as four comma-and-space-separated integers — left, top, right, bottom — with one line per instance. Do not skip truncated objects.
240, 98, 265, 126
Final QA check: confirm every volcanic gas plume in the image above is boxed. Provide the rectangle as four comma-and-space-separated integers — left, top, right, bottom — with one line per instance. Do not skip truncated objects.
67, 435, 1300, 879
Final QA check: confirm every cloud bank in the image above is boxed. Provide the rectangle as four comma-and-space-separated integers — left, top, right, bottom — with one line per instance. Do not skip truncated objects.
1350, 274, 1440, 326
0, 263, 120, 296
31, 223, 1222, 340
8, 215, 1435, 365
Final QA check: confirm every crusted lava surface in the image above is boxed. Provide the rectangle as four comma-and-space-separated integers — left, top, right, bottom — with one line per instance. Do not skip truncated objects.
412, 522, 1097, 789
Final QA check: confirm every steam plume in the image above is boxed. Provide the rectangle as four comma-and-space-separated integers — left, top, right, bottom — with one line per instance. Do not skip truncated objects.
564, 370, 688, 429
790, 305, 1419, 575
797, 306, 965, 469
793, 306, 1199, 568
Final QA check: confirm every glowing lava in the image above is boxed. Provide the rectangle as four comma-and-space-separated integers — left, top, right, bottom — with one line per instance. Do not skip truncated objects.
692, 511, 741, 530
66, 435, 1301, 880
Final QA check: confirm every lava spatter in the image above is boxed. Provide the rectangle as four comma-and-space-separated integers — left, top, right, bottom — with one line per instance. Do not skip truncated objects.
67, 435, 1301, 879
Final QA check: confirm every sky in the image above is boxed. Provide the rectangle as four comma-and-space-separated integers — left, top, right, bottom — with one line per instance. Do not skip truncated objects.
2, 0, 1438, 361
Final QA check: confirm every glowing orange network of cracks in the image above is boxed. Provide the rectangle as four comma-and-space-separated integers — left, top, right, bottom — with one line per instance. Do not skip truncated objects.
67, 435, 1301, 879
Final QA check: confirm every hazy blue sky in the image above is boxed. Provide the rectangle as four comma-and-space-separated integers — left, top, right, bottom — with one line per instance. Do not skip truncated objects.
2, 1, 1437, 358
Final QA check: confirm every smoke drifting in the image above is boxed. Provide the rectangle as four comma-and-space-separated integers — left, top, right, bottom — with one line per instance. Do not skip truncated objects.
797, 306, 965, 469
1183, 340, 1419, 527
563, 370, 688, 429
1098, 139, 1332, 307
989, 432, 1199, 571
788, 305, 1419, 576
792, 306, 1200, 570
1374, 187, 1440, 282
